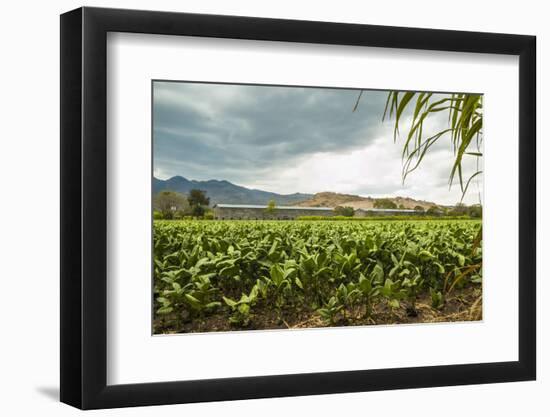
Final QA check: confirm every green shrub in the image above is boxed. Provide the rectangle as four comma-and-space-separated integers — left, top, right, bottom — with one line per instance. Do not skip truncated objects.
333, 206, 355, 217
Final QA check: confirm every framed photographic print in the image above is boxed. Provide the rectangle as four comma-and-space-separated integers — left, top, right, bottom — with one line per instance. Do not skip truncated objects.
60, 6, 536, 410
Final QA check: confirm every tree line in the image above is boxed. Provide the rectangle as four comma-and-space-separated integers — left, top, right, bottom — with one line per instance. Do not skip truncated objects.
153, 189, 211, 219
333, 202, 481, 218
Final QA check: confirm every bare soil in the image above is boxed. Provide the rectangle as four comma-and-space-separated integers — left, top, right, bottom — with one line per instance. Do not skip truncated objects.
153, 286, 482, 334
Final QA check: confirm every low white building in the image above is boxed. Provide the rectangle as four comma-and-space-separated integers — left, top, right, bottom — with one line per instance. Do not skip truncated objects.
354, 208, 426, 217
212, 204, 335, 220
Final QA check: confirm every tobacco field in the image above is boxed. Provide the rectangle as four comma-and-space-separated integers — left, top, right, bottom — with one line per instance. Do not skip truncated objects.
153, 220, 482, 333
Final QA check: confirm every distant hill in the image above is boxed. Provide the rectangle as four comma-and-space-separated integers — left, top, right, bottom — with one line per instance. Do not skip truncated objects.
294, 192, 437, 210
153, 176, 312, 206
153, 176, 441, 209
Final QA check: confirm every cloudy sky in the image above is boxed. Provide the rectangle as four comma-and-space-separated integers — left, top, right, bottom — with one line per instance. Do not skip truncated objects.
153, 81, 482, 205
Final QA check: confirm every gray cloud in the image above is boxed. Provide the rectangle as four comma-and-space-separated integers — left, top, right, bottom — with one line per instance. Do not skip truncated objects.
154, 82, 385, 176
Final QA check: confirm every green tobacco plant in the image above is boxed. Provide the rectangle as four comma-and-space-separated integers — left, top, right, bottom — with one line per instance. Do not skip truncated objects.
183, 273, 221, 316
401, 273, 423, 316
156, 281, 193, 328
336, 283, 360, 321
333, 251, 361, 281
357, 272, 380, 318
223, 285, 259, 327
317, 297, 343, 325
430, 288, 445, 310
263, 262, 295, 321
297, 252, 331, 307
379, 278, 407, 314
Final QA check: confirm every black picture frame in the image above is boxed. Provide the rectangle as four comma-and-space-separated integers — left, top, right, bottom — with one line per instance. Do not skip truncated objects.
60, 6, 536, 410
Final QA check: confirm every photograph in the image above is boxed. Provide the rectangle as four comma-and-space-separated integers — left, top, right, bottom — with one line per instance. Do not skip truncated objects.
152, 81, 483, 334
52, 3, 541, 411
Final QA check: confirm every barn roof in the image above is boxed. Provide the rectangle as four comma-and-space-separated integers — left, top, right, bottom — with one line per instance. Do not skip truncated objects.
213, 204, 333, 211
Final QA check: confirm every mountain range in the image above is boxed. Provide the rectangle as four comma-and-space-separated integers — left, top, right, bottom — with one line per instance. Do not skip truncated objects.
153, 176, 439, 209
153, 176, 312, 206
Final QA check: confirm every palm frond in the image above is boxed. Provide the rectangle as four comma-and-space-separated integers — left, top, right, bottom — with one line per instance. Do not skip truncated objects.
376, 91, 483, 201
